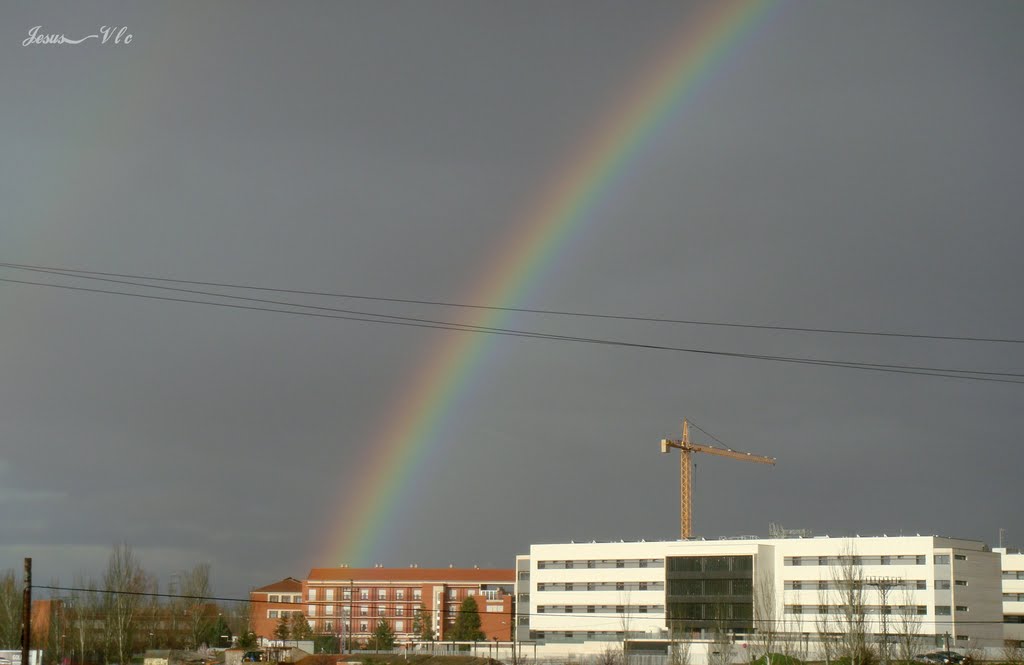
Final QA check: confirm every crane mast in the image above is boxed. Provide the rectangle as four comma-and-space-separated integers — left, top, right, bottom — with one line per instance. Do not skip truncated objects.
660, 419, 776, 539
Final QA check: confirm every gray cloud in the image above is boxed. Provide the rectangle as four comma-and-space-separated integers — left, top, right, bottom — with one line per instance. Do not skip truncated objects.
1, 1, 1022, 598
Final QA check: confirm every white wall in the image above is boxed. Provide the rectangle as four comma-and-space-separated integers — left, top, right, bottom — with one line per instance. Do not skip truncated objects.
517, 536, 1005, 657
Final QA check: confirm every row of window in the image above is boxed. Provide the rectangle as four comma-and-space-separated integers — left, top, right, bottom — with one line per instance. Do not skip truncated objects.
311, 619, 408, 634
783, 579, 969, 591
784, 604, 967, 616
529, 631, 626, 642
308, 587, 424, 602
668, 556, 753, 573
311, 604, 423, 617
785, 580, 928, 591
1004, 571, 1024, 580
266, 594, 302, 603
937, 606, 969, 615
669, 579, 752, 596
784, 555, 927, 566
816, 631, 970, 642
1004, 594, 1024, 602
266, 610, 304, 619
537, 604, 664, 614
783, 554, 971, 566
669, 601, 752, 621
938, 580, 970, 589
537, 581, 665, 592
785, 605, 928, 616
537, 559, 664, 570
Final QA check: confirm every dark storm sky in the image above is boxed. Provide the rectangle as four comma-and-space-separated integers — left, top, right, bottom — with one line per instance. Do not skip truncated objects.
1, 1, 1022, 597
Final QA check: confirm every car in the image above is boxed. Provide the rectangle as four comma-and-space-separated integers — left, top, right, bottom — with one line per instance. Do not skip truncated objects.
915, 652, 972, 665
240, 653, 265, 663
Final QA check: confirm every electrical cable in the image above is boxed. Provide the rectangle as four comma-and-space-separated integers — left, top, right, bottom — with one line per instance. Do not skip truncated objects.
35, 585, 1020, 626
1, 276, 1021, 386
3, 261, 1021, 344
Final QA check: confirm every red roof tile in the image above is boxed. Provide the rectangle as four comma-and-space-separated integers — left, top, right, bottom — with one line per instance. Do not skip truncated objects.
305, 568, 513, 583
252, 577, 303, 593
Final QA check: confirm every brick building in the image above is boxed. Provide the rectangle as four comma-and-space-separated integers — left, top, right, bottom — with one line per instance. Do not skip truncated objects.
249, 577, 305, 640
250, 567, 514, 645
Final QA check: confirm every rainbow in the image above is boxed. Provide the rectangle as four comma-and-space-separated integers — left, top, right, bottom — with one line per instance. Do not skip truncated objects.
321, 0, 774, 566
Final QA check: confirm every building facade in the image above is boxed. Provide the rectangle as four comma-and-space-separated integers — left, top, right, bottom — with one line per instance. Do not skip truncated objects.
250, 577, 305, 640
251, 567, 515, 645
997, 548, 1024, 647
516, 536, 1004, 658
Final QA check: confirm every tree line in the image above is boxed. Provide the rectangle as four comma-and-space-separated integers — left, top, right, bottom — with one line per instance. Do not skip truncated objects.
1, 545, 255, 665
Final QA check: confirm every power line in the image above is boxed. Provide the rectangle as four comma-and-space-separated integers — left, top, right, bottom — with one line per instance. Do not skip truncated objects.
9, 263, 1022, 381
3, 261, 1021, 345
2, 275, 1022, 385
38, 584, 253, 605
0, 265, 574, 338
35, 585, 1018, 626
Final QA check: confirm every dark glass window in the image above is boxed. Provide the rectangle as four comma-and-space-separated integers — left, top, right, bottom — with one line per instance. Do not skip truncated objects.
733, 579, 753, 595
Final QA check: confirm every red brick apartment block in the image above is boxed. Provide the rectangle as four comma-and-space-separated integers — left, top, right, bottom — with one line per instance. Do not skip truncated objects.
251, 567, 514, 645
250, 577, 305, 640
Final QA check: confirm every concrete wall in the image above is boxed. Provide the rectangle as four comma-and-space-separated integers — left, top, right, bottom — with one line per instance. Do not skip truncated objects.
517, 536, 1006, 656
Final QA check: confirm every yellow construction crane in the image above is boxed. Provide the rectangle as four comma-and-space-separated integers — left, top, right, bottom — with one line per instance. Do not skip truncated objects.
660, 419, 776, 540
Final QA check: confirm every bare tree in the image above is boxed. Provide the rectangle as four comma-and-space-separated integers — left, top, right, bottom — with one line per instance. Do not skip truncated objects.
708, 605, 735, 665
752, 574, 779, 664
103, 543, 155, 665
136, 576, 165, 650
1002, 639, 1024, 665
774, 598, 807, 663
65, 574, 101, 664
668, 620, 693, 665
830, 549, 871, 665
179, 564, 214, 649
893, 588, 924, 665
618, 590, 633, 665
963, 642, 984, 665
782, 630, 810, 664
42, 579, 68, 665
228, 599, 257, 649
816, 578, 841, 665
0, 569, 21, 649
596, 646, 623, 665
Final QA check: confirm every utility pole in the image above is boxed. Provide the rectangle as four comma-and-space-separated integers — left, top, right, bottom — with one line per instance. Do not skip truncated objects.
866, 576, 903, 665
21, 558, 32, 665
511, 597, 518, 665
348, 579, 354, 654
660, 419, 776, 539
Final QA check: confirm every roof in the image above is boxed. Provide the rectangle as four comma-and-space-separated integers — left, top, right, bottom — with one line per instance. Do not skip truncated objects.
306, 568, 514, 583
252, 577, 303, 593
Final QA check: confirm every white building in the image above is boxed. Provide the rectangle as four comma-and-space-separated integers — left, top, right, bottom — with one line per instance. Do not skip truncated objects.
997, 547, 1024, 646
515, 535, 1004, 660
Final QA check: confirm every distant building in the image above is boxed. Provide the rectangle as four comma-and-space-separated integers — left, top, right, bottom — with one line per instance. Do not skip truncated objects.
250, 577, 305, 641
997, 547, 1024, 647
29, 598, 62, 645
250, 567, 515, 645
516, 535, 1004, 659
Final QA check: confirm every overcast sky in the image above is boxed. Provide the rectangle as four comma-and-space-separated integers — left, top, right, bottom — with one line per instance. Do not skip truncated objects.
2, 0, 1022, 599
